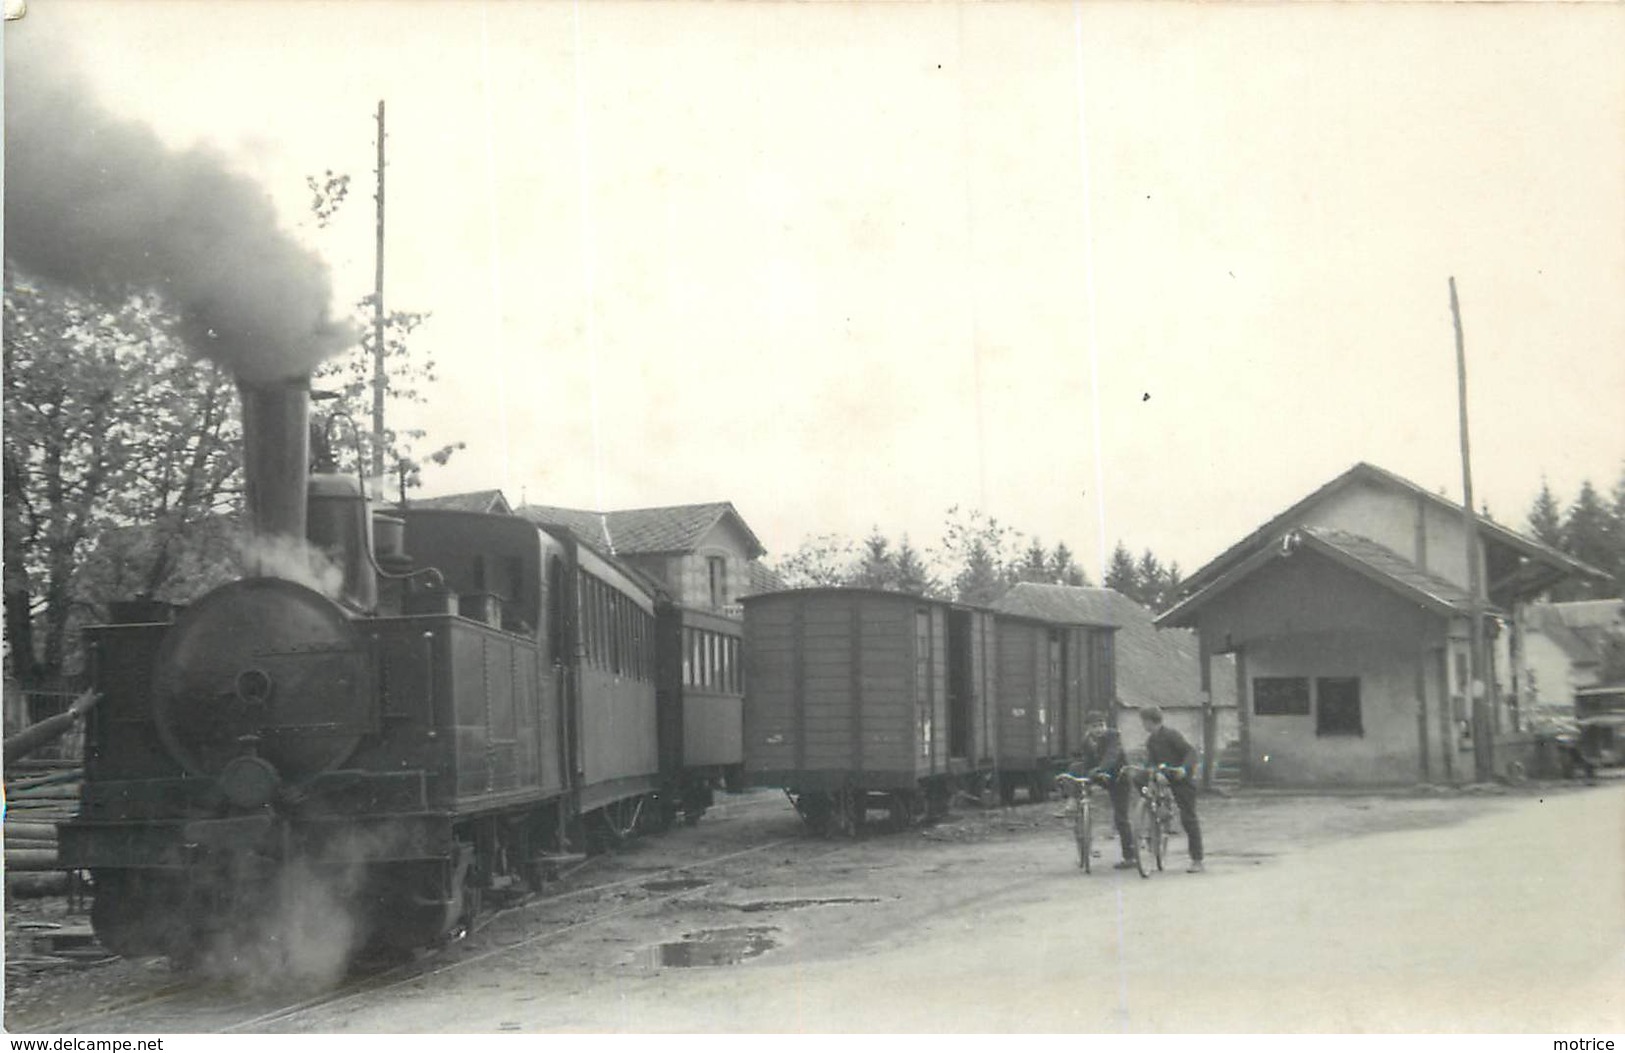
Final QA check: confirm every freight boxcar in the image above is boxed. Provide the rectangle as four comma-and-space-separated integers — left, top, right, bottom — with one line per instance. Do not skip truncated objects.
991, 614, 1117, 803
741, 588, 997, 834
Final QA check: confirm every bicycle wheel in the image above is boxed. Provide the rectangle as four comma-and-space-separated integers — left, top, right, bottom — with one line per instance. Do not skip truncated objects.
1132, 797, 1153, 878
1151, 797, 1167, 872
1074, 796, 1092, 872
1154, 796, 1172, 871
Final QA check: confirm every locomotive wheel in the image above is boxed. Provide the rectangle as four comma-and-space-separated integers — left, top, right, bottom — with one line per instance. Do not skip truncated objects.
998, 776, 1017, 807
91, 870, 189, 960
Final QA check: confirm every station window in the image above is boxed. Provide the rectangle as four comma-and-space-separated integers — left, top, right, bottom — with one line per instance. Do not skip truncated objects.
1316, 677, 1363, 736
1253, 676, 1310, 716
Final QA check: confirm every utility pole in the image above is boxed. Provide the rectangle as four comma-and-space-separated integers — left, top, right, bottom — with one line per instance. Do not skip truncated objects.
371, 100, 387, 483
1450, 276, 1492, 782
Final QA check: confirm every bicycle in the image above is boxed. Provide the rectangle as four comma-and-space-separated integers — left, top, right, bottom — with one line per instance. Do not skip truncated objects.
1125, 764, 1179, 878
1053, 772, 1110, 872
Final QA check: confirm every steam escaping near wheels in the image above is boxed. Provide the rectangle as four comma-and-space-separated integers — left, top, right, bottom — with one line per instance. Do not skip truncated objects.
191, 860, 366, 993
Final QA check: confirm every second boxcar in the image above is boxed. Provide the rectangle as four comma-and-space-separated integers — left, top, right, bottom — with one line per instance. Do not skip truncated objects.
742, 588, 996, 834
990, 613, 1117, 803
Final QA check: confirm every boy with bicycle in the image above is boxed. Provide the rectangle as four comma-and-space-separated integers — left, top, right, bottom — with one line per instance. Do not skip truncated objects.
1062, 711, 1138, 870
1137, 705, 1205, 873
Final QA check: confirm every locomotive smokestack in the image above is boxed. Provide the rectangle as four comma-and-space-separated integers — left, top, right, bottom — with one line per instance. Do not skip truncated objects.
239, 376, 312, 542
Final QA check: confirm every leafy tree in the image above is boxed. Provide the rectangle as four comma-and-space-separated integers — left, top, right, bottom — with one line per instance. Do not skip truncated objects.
3, 267, 243, 681
312, 299, 463, 498
304, 170, 462, 500
937, 506, 1024, 604
771, 533, 859, 588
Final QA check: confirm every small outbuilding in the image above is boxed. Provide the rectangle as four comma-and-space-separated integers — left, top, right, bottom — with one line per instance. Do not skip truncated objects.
1156, 462, 1605, 786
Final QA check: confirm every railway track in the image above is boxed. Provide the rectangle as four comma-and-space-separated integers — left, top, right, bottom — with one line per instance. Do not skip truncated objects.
42, 795, 817, 1034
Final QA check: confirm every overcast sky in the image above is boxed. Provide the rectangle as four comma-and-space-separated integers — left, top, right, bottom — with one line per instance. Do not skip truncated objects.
5, 1, 1622, 579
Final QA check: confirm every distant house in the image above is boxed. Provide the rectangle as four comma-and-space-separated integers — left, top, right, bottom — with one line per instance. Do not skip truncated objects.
1522, 599, 1625, 719
518, 501, 780, 616
1156, 462, 1605, 786
993, 583, 1239, 770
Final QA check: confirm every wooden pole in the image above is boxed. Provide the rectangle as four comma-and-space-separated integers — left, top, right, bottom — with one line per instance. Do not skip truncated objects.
1450, 276, 1491, 782
1198, 630, 1215, 790
371, 100, 387, 482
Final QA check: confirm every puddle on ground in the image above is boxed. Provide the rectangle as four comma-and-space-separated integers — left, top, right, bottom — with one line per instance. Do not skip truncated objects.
654, 926, 778, 968
641, 877, 711, 893
734, 897, 881, 913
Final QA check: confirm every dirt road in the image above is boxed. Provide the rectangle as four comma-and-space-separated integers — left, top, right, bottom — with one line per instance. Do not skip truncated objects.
7, 781, 1621, 1034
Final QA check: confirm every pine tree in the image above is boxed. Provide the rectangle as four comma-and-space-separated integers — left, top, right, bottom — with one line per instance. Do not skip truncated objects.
850, 528, 897, 590
1048, 542, 1089, 587
1136, 550, 1166, 609
1013, 539, 1052, 584
893, 537, 937, 597
953, 538, 1008, 605
1104, 542, 1138, 598
1527, 476, 1564, 549
1561, 481, 1617, 600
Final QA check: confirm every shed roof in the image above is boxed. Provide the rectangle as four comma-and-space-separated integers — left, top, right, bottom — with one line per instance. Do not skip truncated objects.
1158, 526, 1495, 628
993, 584, 1235, 711
1170, 462, 1604, 607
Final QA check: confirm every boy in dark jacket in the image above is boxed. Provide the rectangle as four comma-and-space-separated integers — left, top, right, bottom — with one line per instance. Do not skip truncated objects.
1138, 705, 1205, 873
1063, 712, 1137, 869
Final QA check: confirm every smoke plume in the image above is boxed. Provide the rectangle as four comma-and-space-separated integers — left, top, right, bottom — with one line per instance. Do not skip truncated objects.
3, 41, 355, 382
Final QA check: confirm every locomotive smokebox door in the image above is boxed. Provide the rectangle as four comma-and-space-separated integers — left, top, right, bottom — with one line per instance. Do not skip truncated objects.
151, 576, 374, 785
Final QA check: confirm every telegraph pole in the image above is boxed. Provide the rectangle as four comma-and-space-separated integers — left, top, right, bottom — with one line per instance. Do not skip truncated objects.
371, 100, 387, 482
1450, 277, 1492, 782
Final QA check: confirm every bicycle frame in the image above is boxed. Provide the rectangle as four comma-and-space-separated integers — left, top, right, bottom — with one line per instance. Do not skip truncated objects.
1125, 765, 1178, 877
1054, 773, 1102, 873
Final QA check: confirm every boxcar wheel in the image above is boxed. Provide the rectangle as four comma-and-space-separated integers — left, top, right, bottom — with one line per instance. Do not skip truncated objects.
792, 792, 834, 836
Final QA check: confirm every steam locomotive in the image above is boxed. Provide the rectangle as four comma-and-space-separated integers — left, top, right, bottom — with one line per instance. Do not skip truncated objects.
58, 378, 742, 963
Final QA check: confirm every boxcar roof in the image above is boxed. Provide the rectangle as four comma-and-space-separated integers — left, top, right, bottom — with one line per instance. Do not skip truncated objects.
740, 586, 978, 610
